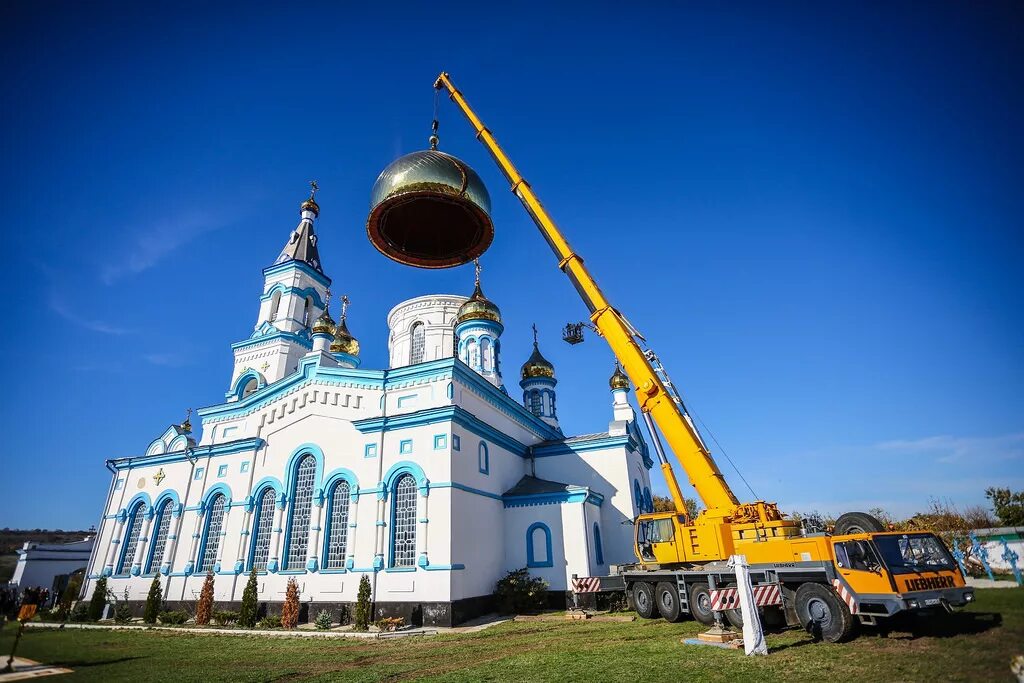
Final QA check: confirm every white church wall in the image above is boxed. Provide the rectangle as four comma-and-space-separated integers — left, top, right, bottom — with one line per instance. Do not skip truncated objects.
387, 295, 466, 369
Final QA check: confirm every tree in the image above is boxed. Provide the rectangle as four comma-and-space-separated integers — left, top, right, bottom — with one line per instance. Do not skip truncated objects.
986, 487, 1024, 526
87, 576, 108, 621
354, 574, 372, 631
143, 575, 162, 624
239, 569, 259, 627
281, 577, 300, 629
58, 574, 83, 619
652, 495, 701, 519
195, 571, 215, 625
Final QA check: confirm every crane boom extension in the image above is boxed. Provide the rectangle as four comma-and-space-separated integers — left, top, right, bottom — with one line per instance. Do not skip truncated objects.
434, 72, 739, 515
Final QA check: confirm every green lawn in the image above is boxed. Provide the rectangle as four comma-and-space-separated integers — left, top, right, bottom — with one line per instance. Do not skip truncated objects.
3, 589, 1021, 682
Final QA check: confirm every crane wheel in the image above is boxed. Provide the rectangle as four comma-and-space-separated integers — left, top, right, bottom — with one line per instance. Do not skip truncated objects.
795, 582, 856, 643
687, 583, 716, 626
833, 512, 885, 535
655, 582, 684, 622
632, 582, 658, 619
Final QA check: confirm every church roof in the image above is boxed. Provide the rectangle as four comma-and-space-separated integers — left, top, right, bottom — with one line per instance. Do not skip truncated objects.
276, 214, 324, 275
502, 475, 576, 498
533, 431, 609, 448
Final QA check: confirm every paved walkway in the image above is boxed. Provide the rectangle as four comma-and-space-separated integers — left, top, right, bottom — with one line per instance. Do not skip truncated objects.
0, 657, 71, 681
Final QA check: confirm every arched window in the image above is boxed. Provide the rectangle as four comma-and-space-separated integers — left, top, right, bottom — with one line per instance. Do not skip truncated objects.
145, 499, 173, 574
466, 338, 479, 369
390, 474, 417, 567
452, 319, 459, 357
249, 488, 276, 571
481, 337, 492, 371
284, 454, 316, 570
410, 322, 425, 364
324, 481, 351, 569
198, 494, 226, 573
242, 378, 258, 398
526, 522, 553, 568
593, 523, 604, 565
529, 390, 543, 416
643, 487, 653, 514
303, 296, 314, 327
269, 290, 282, 322
478, 441, 489, 475
116, 501, 147, 576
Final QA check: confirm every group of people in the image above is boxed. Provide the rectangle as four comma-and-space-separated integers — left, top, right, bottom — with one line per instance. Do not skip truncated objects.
0, 585, 49, 623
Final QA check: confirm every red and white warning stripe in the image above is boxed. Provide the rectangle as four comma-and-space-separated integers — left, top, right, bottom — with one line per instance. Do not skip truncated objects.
572, 577, 601, 593
831, 578, 859, 614
709, 583, 782, 611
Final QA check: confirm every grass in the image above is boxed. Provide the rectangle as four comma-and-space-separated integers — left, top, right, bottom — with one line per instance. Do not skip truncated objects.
2, 589, 1021, 682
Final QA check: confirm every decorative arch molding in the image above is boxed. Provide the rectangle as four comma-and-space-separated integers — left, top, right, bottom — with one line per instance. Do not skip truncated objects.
231, 369, 268, 401
200, 483, 233, 513
285, 443, 325, 500
380, 460, 429, 500
248, 476, 286, 512
526, 522, 553, 568
322, 468, 359, 502
167, 435, 190, 453
261, 283, 325, 309
152, 490, 182, 518
121, 492, 153, 519
146, 439, 165, 456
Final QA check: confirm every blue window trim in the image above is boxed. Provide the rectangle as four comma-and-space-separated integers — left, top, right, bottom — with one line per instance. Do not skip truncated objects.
593, 522, 604, 566
387, 471, 419, 568
526, 522, 553, 568
282, 448, 321, 571
399, 439, 413, 455
643, 486, 653, 514
115, 500, 147, 576
217, 464, 228, 478
452, 434, 461, 451
240, 461, 250, 473
478, 441, 489, 475
364, 443, 377, 458
247, 485, 278, 572
194, 468, 205, 480
633, 479, 643, 512
195, 493, 226, 573
143, 497, 174, 574
114, 478, 124, 490
320, 470, 357, 570
433, 434, 447, 450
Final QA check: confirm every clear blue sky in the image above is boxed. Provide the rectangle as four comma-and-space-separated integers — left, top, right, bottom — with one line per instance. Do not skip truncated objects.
2, 2, 1021, 529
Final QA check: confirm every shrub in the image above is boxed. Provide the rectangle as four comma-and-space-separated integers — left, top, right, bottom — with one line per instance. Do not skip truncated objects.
257, 615, 282, 629
212, 610, 239, 626
158, 610, 189, 625
338, 604, 351, 626
195, 572, 215, 626
314, 609, 333, 630
354, 574, 372, 631
69, 603, 90, 623
281, 578, 300, 629
373, 616, 404, 632
239, 569, 259, 628
113, 589, 133, 624
58, 575, 83, 620
494, 568, 549, 615
143, 576, 162, 624
88, 577, 109, 621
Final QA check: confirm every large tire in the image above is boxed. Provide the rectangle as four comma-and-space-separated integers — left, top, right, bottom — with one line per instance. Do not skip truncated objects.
834, 511, 885, 535
795, 582, 856, 643
687, 582, 716, 626
724, 605, 744, 630
632, 582, 658, 619
655, 582, 683, 623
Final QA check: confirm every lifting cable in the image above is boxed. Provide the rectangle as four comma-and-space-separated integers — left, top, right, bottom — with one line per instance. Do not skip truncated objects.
680, 394, 759, 501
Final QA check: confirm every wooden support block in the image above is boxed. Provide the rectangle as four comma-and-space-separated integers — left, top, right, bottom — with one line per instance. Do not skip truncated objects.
697, 627, 740, 644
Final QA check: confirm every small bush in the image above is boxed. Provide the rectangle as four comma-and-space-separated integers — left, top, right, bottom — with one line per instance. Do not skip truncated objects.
373, 616, 404, 632
195, 572, 215, 626
494, 568, 549, 615
257, 615, 282, 629
69, 603, 90, 623
354, 575, 372, 631
338, 604, 351, 626
314, 609, 333, 630
59, 575, 83, 619
212, 610, 239, 626
143, 575, 162, 624
281, 578, 300, 629
239, 569, 259, 628
88, 577, 109, 621
158, 610, 189, 625
113, 589, 133, 624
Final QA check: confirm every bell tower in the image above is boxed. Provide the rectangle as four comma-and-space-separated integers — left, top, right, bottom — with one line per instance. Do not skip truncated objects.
454, 261, 504, 388
228, 183, 332, 399
520, 326, 560, 431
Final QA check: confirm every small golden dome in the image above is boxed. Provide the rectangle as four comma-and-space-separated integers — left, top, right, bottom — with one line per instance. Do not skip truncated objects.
521, 342, 555, 380
300, 197, 320, 217
330, 318, 360, 356
456, 281, 501, 326
609, 363, 630, 390
312, 309, 335, 336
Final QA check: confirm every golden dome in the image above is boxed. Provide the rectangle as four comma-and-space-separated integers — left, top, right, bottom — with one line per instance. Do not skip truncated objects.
456, 281, 501, 326
521, 342, 555, 380
330, 318, 360, 356
301, 197, 320, 217
312, 308, 335, 336
609, 363, 630, 390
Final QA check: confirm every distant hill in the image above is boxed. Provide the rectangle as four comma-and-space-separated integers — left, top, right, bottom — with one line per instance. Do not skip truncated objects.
1, 529, 94, 582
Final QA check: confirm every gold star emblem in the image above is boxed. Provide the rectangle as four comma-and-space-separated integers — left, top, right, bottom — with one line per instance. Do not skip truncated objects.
153, 468, 166, 486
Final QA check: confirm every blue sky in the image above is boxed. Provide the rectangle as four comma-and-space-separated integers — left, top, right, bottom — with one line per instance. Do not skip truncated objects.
1, 2, 1021, 529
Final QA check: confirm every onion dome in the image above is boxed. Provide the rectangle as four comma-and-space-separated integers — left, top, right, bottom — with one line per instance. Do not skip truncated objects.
521, 340, 555, 380
312, 294, 335, 336
609, 363, 630, 390
301, 180, 320, 216
330, 295, 359, 356
366, 149, 493, 269
456, 260, 501, 325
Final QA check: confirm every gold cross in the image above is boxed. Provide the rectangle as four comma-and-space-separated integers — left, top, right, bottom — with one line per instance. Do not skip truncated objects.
473, 258, 481, 286
309, 180, 319, 199
153, 468, 166, 486
340, 294, 350, 321
532, 323, 538, 345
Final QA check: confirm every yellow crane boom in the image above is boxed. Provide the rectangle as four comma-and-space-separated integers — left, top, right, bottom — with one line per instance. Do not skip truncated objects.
434, 71, 739, 516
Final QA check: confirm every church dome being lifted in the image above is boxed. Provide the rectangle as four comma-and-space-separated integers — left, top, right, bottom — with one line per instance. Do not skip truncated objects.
521, 342, 555, 380
367, 150, 493, 269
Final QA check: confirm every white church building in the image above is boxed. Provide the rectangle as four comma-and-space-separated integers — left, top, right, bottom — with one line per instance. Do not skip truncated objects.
82, 191, 655, 625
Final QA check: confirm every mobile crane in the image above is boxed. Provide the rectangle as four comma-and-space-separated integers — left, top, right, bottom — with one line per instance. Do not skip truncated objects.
421, 72, 973, 642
